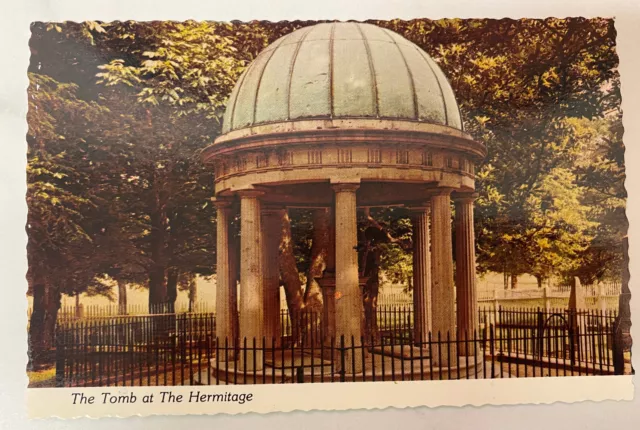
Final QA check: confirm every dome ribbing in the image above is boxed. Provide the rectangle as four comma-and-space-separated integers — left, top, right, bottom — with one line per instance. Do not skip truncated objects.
220, 22, 462, 135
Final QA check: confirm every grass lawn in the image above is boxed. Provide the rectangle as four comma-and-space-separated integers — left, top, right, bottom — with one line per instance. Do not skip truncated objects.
27, 367, 56, 388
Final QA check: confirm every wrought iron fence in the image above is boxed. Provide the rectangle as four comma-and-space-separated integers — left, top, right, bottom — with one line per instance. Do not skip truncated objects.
28, 302, 214, 323
479, 307, 621, 375
377, 292, 413, 306
278, 305, 414, 344
478, 307, 617, 329
53, 308, 627, 387
55, 313, 217, 347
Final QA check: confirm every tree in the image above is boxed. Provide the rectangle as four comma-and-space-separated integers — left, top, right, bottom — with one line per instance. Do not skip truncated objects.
90, 21, 314, 312
89, 17, 622, 309
373, 18, 621, 283
571, 116, 627, 283
26, 18, 624, 351
26, 73, 134, 366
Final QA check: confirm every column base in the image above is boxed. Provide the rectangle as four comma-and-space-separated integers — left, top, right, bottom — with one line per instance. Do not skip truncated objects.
239, 350, 264, 372
370, 344, 431, 359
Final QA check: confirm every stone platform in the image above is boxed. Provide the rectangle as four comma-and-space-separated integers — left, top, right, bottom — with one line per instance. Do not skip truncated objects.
196, 349, 487, 385
370, 344, 431, 359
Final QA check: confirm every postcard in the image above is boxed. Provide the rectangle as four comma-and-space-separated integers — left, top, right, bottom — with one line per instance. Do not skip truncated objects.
23, 17, 633, 418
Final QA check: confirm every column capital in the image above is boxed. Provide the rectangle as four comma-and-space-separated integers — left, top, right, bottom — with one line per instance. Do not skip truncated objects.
407, 203, 431, 213
432, 187, 454, 197
331, 182, 360, 193
453, 192, 479, 203
236, 189, 266, 199
211, 197, 233, 209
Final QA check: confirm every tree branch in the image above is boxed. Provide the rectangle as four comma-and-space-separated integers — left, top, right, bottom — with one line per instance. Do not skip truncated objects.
363, 208, 412, 250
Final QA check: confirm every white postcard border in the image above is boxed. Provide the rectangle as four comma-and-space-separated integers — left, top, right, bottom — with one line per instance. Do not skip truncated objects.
1, 0, 638, 425
27, 376, 634, 419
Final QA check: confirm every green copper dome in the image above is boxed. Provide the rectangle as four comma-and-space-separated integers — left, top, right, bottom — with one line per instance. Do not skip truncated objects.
221, 22, 463, 134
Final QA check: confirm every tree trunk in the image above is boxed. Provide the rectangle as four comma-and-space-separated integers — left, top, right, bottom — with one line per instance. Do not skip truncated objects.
161, 269, 178, 338
74, 292, 81, 319
117, 279, 127, 315
619, 236, 632, 351
278, 210, 305, 343
188, 278, 197, 312
28, 283, 46, 370
148, 208, 168, 312
301, 209, 330, 345
304, 209, 329, 313
363, 259, 380, 343
166, 268, 178, 314
28, 282, 61, 370
361, 224, 382, 343
511, 274, 518, 290
43, 288, 61, 355
147, 112, 168, 312
503, 270, 509, 290
535, 275, 543, 289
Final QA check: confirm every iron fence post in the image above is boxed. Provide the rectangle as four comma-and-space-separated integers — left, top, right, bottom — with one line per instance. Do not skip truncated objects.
613, 316, 625, 375
536, 309, 544, 359
567, 310, 574, 366
55, 327, 65, 387
339, 335, 346, 382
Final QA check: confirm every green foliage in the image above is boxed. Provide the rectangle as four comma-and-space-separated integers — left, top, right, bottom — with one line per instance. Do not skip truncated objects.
372, 18, 623, 283
379, 243, 413, 290
361, 207, 414, 288
289, 209, 314, 275
27, 17, 625, 305
26, 73, 138, 296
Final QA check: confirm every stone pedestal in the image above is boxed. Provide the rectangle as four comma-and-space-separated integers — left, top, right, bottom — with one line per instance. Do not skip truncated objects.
332, 183, 363, 373
410, 204, 432, 346
454, 193, 478, 355
238, 190, 265, 370
430, 190, 456, 364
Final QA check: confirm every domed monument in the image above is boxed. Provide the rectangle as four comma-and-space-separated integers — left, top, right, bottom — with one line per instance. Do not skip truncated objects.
202, 22, 486, 377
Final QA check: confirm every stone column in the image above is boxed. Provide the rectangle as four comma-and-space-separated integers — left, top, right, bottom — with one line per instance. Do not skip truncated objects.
430, 189, 456, 364
332, 183, 363, 373
410, 204, 432, 346
262, 207, 283, 347
454, 193, 478, 355
229, 215, 240, 342
238, 190, 265, 370
321, 207, 337, 343
326, 206, 336, 274
214, 198, 237, 354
